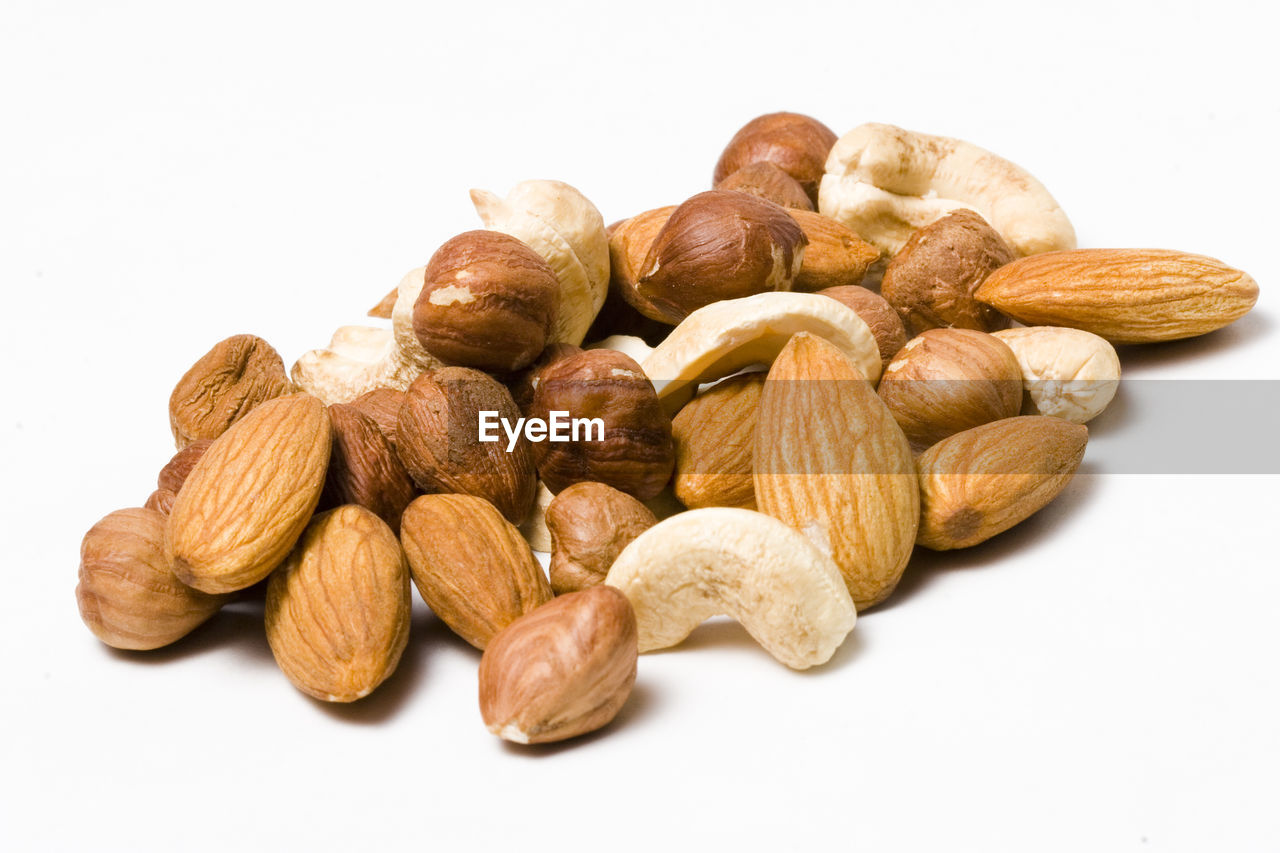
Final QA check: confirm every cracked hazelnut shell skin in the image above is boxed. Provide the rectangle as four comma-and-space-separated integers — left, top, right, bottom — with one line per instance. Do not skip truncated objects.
712, 112, 838, 206
714, 161, 814, 210
635, 191, 806, 324
881, 209, 1015, 334
413, 230, 560, 373
528, 349, 674, 501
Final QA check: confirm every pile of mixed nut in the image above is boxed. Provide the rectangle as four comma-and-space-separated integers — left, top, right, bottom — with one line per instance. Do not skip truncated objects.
76, 114, 1259, 744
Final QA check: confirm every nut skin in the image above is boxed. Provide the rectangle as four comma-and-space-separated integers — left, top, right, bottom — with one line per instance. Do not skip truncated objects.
715, 161, 813, 211
636, 191, 807, 324
671, 372, 764, 510
789, 210, 880, 292
144, 488, 176, 515
168, 334, 294, 448
529, 350, 675, 501
265, 506, 411, 702
413, 230, 561, 372
546, 483, 657, 595
321, 403, 417, 533
167, 393, 332, 594
916, 416, 1088, 549
504, 342, 582, 415
346, 387, 406, 449
609, 205, 677, 325
881, 209, 1015, 334
400, 494, 553, 650
877, 329, 1023, 449
77, 508, 228, 650
817, 285, 908, 374
396, 367, 537, 525
479, 585, 637, 744
157, 439, 213, 494
713, 112, 838, 206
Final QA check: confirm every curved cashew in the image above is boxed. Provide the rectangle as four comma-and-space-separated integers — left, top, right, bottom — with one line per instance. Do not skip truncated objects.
471, 180, 609, 346
992, 327, 1121, 424
604, 508, 856, 670
585, 334, 655, 365
292, 267, 441, 405
819, 123, 1076, 258
640, 291, 881, 414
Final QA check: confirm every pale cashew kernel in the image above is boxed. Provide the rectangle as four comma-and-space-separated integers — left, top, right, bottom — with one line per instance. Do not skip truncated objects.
992, 327, 1121, 424
604, 507, 857, 670
585, 334, 655, 365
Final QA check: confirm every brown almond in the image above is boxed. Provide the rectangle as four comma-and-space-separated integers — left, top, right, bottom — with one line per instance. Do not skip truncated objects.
168, 334, 293, 448
609, 205, 678, 325
789, 210, 880, 292
671, 372, 764, 510
322, 403, 417, 533
545, 483, 657, 594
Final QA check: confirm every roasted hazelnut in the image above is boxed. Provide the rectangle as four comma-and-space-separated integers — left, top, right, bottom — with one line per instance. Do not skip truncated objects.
413, 230, 560, 372
545, 482, 657, 595
881, 209, 1015, 334
816, 285, 908, 373
168, 334, 293, 448
396, 367, 537, 524
321, 403, 417, 533
671, 372, 764, 510
157, 439, 213, 494
504, 342, 582, 414
529, 350, 674, 500
635, 191, 806, 324
345, 387, 406, 449
714, 161, 813, 210
712, 112, 838, 205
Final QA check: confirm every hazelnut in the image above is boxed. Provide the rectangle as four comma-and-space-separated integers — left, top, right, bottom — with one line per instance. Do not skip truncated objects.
671, 372, 764, 510
712, 112, 838, 205
321, 403, 417, 533
816, 285, 908, 373
413, 230, 560, 372
144, 488, 177, 515
157, 439, 213, 494
504, 342, 582, 414
545, 482, 657, 594
876, 328, 1023, 448
881, 209, 1015, 334
714, 161, 813, 210
168, 334, 293, 448
396, 367, 537, 524
345, 387, 406, 450
635, 191, 807, 324
529, 349, 674, 500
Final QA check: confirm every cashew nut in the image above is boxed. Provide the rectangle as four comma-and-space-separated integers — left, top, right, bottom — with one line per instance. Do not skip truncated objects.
471, 180, 609, 346
585, 334, 655, 365
640, 291, 881, 414
292, 267, 441, 405
819, 123, 1076, 258
604, 508, 856, 669
992, 327, 1121, 424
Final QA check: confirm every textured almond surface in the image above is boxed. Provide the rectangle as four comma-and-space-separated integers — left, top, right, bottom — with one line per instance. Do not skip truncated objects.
168, 334, 293, 448
975, 249, 1259, 343
672, 372, 764, 510
479, 585, 637, 744
916, 416, 1087, 550
77, 508, 227, 650
400, 494, 552, 649
265, 506, 410, 702
546, 482, 657, 594
167, 393, 332, 594
754, 333, 918, 610
345, 387, 406, 449
789, 210, 879, 291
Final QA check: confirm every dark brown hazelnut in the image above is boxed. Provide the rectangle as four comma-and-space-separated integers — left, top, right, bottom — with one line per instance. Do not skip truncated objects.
816, 285, 909, 373
545, 482, 657, 595
714, 161, 814, 210
157, 439, 213, 494
321, 403, 417, 533
504, 343, 582, 414
608, 205, 677, 325
712, 112, 838, 206
345, 387, 407, 450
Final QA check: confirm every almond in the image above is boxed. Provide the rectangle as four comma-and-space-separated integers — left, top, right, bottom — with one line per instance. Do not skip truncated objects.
321, 403, 416, 533
168, 334, 294, 448
974, 249, 1259, 343
400, 494, 552, 649
671, 372, 764, 510
753, 332, 918, 609
916, 416, 1087, 550
167, 393, 332, 594
789, 210, 879, 291
265, 506, 411, 702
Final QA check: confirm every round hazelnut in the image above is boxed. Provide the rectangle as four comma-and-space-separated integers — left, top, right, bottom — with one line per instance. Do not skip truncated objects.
876, 328, 1023, 448
504, 342, 582, 414
413, 230, 560, 373
881, 209, 1015, 334
346, 387, 407, 449
712, 112, 838, 205
545, 482, 657, 595
816, 285, 908, 373
714, 161, 814, 211
529, 350, 674, 500
635, 191, 807, 324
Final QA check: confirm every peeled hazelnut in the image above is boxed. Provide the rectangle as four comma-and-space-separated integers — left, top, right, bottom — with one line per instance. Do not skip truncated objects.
345, 387, 406, 449
671, 372, 764, 510
877, 328, 1023, 448
712, 112, 838, 205
636, 191, 806, 324
76, 508, 228, 650
157, 439, 213, 494
817, 286, 908, 373
321, 403, 417, 533
396, 367, 537, 524
790, 210, 880, 292
168, 334, 293, 448
545, 482, 657, 595
479, 585, 638, 744
529, 350, 675, 500
505, 343, 582, 414
881, 209, 1015, 334
144, 488, 177, 515
715, 161, 813, 211
413, 230, 560, 372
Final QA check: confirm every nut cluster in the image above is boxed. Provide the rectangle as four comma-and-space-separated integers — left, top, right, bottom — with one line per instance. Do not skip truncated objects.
77, 112, 1259, 747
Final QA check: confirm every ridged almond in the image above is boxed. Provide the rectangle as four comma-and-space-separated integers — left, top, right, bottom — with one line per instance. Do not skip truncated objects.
671, 372, 764, 510
789, 209, 879, 292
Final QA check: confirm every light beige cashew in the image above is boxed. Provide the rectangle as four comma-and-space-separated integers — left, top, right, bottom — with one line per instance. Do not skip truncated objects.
992, 327, 1121, 424
585, 334, 655, 365
641, 291, 881, 414
604, 507, 856, 670
471, 180, 609, 346
291, 266, 441, 405
819, 123, 1076, 258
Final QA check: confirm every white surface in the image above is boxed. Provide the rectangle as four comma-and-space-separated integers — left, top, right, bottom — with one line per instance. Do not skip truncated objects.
2, 1, 1278, 851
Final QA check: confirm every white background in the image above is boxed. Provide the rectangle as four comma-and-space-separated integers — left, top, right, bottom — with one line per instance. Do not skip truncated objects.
3, 1, 1278, 850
